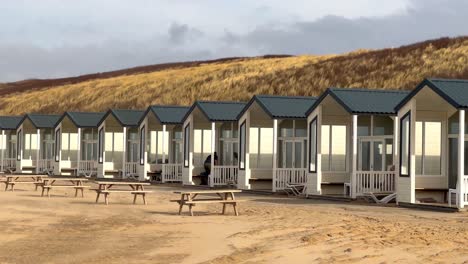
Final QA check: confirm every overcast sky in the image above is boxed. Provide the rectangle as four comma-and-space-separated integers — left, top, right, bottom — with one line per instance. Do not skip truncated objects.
0, 0, 467, 82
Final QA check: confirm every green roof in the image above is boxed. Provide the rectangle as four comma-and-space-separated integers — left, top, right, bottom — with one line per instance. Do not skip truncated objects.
100, 109, 145, 127
58, 112, 106, 128
20, 114, 62, 129
308, 88, 409, 115
395, 78, 468, 110
0, 116, 23, 130
239, 95, 317, 119
144, 105, 190, 124
184, 101, 247, 122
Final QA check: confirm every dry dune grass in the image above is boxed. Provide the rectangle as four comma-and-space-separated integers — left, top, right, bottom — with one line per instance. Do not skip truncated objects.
0, 37, 467, 114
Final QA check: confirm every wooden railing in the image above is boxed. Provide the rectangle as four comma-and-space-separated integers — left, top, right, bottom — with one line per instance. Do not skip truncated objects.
274, 168, 307, 191
124, 162, 139, 178
162, 163, 183, 183
38, 159, 54, 174
2, 158, 16, 170
210, 165, 238, 187
78, 160, 98, 177
355, 171, 396, 195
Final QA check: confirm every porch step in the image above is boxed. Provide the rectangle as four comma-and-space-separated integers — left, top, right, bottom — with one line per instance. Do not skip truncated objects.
243, 189, 275, 195
306, 194, 353, 202
398, 202, 459, 213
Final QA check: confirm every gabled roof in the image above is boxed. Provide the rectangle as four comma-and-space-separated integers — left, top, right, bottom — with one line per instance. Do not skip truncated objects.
307, 88, 410, 116
57, 111, 106, 128
99, 109, 145, 127
395, 78, 468, 111
238, 95, 317, 119
19, 114, 62, 129
143, 105, 190, 125
0, 116, 23, 130
183, 101, 247, 122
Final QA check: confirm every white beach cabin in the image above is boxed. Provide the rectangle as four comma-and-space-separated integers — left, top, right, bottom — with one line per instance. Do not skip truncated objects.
237, 95, 317, 192
53, 111, 105, 176
16, 114, 61, 174
395, 78, 468, 209
0, 116, 23, 172
182, 101, 247, 187
138, 105, 190, 182
97, 109, 145, 179
306, 88, 409, 198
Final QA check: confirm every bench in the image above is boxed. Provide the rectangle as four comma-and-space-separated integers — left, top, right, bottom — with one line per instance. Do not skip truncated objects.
4, 181, 39, 191
172, 190, 243, 216
92, 188, 153, 205
41, 185, 91, 198
171, 199, 244, 216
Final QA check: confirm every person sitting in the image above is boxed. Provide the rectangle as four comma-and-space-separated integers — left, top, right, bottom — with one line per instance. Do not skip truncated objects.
201, 152, 218, 185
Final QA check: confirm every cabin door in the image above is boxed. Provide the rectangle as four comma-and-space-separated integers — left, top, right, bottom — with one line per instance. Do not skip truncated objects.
448, 138, 468, 189
281, 139, 304, 169
358, 139, 384, 171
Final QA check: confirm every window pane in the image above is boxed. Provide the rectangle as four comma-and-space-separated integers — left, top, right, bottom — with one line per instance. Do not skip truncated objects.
183, 124, 190, 167
360, 141, 371, 171
258, 128, 273, 168
294, 141, 302, 168
249, 127, 259, 168
415, 121, 423, 175
239, 122, 246, 169
285, 141, 293, 168
385, 139, 393, 171
279, 120, 294, 137
358, 116, 371, 136
424, 122, 441, 175
373, 141, 383, 171
400, 113, 410, 176
373, 116, 393, 136
309, 119, 317, 172
321, 125, 330, 171
331, 125, 346, 171
295, 120, 307, 137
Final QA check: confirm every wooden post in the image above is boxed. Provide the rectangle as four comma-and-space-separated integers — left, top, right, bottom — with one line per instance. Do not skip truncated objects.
272, 119, 278, 192
393, 116, 399, 192
458, 110, 465, 208
36, 128, 40, 174
122, 126, 127, 179
210, 122, 216, 187
351, 115, 358, 198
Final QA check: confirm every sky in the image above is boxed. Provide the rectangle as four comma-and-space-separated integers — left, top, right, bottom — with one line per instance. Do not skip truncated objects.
0, 0, 467, 82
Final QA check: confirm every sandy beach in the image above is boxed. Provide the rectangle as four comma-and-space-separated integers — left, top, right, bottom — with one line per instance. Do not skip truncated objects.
0, 184, 468, 264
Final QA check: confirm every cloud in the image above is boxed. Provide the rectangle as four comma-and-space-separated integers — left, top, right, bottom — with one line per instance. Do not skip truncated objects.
0, 0, 467, 82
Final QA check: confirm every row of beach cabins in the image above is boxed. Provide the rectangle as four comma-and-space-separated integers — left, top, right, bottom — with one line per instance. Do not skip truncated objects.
1, 78, 468, 210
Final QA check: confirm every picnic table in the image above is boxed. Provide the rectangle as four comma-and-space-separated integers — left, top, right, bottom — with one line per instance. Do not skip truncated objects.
172, 190, 243, 216
3, 175, 45, 191
93, 181, 152, 205
39, 177, 90, 198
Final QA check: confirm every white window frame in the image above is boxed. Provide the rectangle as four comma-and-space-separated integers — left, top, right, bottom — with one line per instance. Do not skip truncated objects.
415, 119, 443, 177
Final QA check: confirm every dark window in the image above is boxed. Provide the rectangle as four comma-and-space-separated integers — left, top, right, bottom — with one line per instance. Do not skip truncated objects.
184, 124, 190, 168
139, 125, 145, 165
308, 117, 318, 173
16, 129, 22, 161
98, 127, 104, 164
55, 128, 61, 162
399, 111, 411, 177
239, 121, 246, 170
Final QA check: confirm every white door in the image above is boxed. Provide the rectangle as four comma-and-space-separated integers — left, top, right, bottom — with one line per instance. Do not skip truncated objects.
358, 139, 384, 171
281, 139, 304, 168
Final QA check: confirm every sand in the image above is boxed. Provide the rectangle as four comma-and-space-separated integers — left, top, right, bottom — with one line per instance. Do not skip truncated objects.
0, 184, 468, 264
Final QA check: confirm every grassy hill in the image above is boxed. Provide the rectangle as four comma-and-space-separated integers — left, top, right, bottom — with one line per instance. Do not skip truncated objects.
1, 37, 467, 115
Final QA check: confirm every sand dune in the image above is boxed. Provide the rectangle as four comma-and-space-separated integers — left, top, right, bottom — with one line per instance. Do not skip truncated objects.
0, 184, 467, 263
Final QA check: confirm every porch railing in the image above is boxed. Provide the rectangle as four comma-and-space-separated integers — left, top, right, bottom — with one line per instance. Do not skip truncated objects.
355, 171, 396, 195
209, 165, 238, 187
38, 159, 54, 174
162, 163, 183, 183
274, 168, 307, 191
2, 158, 16, 170
124, 162, 139, 178
78, 160, 98, 177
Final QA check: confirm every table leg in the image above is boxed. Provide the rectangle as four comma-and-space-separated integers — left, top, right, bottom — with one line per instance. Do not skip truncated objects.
81, 188, 84, 198
189, 204, 194, 216
133, 193, 137, 204
104, 193, 109, 205
142, 193, 147, 205
222, 193, 228, 214
96, 192, 100, 203
233, 203, 239, 216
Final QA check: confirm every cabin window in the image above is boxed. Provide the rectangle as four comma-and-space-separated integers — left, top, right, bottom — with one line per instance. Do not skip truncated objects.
399, 111, 410, 177
183, 124, 190, 167
249, 127, 273, 168
55, 129, 61, 162
309, 117, 318, 173
415, 121, 442, 175
16, 129, 22, 161
81, 129, 97, 161
127, 129, 139, 163
321, 125, 347, 171
23, 133, 38, 160
139, 126, 145, 165
193, 129, 212, 166
8, 133, 17, 160
42, 130, 55, 161
172, 129, 183, 164
98, 128, 104, 164
448, 112, 468, 134
373, 116, 393, 136
220, 122, 239, 166
358, 116, 371, 136
239, 121, 246, 170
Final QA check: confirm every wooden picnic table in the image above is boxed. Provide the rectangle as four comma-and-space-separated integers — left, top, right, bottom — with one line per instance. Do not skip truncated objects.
39, 177, 90, 198
3, 175, 46, 191
94, 181, 152, 205
172, 190, 243, 216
